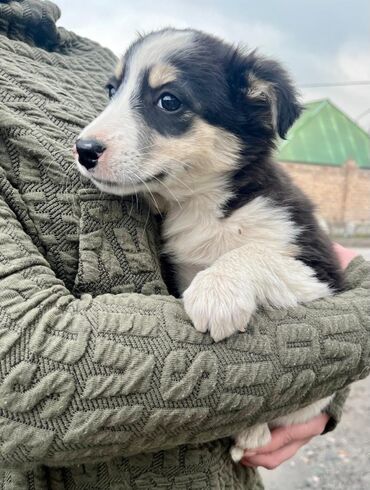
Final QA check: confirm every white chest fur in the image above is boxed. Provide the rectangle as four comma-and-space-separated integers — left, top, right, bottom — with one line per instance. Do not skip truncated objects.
162, 195, 299, 292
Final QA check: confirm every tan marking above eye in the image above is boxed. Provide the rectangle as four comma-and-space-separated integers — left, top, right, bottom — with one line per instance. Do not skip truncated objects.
149, 64, 178, 89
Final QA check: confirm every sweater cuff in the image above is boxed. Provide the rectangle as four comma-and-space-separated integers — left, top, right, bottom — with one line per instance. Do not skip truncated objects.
322, 387, 350, 434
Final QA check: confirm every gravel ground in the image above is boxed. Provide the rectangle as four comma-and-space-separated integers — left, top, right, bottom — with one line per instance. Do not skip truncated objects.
260, 247, 370, 490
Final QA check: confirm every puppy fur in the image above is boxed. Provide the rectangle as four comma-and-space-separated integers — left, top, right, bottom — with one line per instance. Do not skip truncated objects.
75, 28, 344, 462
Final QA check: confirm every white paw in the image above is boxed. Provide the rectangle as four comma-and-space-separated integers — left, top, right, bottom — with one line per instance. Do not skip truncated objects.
182, 268, 256, 342
231, 424, 272, 462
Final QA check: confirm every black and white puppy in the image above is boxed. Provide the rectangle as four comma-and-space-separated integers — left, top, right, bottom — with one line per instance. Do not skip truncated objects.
75, 28, 344, 462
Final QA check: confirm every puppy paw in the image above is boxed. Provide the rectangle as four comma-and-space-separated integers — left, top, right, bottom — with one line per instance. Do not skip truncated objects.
183, 268, 256, 342
231, 423, 272, 463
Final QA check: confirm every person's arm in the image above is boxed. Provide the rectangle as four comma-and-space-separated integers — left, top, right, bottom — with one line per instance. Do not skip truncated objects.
323, 246, 370, 429
241, 247, 360, 469
241, 306, 353, 467
320, 246, 369, 433
0, 185, 369, 470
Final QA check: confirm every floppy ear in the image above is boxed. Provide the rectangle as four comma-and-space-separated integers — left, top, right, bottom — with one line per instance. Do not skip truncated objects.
243, 54, 303, 138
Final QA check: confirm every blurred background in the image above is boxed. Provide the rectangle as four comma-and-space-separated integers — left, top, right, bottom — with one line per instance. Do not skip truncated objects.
55, 2, 369, 488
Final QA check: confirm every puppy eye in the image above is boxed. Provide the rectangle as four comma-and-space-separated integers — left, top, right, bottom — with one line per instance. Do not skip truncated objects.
157, 93, 182, 112
106, 84, 117, 99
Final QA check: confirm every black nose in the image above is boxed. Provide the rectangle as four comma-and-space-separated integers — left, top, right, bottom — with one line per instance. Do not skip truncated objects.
76, 139, 106, 170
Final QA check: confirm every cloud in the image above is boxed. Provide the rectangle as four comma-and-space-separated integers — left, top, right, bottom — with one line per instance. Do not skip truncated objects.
337, 44, 370, 80
57, 0, 285, 56
56, 0, 370, 129
300, 43, 370, 128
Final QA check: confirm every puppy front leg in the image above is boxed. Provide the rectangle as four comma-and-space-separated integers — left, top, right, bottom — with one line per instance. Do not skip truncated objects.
231, 423, 272, 462
183, 243, 330, 342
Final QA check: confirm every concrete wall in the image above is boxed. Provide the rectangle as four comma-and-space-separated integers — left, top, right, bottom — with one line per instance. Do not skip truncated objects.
280, 160, 370, 236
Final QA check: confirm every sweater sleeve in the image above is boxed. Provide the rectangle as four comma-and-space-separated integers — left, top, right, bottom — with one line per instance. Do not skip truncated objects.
321, 257, 370, 433
0, 191, 369, 470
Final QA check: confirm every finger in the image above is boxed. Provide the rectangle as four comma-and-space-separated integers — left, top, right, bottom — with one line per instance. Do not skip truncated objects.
241, 438, 311, 470
243, 413, 329, 456
332, 242, 358, 269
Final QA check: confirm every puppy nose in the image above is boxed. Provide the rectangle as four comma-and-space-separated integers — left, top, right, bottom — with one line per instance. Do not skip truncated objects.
76, 139, 106, 170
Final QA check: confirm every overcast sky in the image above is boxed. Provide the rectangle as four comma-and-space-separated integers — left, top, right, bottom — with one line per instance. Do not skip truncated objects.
56, 0, 370, 130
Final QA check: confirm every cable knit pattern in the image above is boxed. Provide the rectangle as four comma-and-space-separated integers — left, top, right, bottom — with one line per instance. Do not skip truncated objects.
0, 2, 369, 488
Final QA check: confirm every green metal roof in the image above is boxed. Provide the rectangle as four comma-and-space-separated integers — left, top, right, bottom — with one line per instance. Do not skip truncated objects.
278, 99, 370, 168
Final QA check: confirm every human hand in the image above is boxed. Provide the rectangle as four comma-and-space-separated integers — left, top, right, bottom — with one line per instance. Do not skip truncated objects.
241, 413, 330, 469
332, 242, 358, 269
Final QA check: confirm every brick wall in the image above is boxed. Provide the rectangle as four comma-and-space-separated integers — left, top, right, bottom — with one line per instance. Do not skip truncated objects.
280, 160, 370, 236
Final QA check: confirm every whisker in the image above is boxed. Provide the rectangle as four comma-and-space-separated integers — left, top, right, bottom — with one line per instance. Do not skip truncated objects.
158, 168, 194, 194
128, 170, 163, 218
126, 174, 136, 219
140, 170, 183, 211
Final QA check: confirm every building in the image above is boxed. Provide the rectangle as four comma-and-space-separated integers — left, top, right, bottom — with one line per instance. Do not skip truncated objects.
278, 99, 370, 236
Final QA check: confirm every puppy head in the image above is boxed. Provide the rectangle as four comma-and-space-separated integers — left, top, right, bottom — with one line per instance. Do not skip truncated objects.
74, 29, 302, 198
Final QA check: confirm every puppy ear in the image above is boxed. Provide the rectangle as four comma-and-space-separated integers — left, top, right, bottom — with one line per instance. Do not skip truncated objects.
244, 54, 303, 138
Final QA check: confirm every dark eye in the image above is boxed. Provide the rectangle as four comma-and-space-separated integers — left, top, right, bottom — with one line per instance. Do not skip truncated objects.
106, 84, 116, 99
157, 93, 182, 112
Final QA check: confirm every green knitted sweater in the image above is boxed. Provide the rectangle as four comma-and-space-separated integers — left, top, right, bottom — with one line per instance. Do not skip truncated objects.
0, 1, 369, 489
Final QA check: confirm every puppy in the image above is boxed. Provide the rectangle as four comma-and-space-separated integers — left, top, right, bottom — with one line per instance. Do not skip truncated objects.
74, 28, 344, 462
